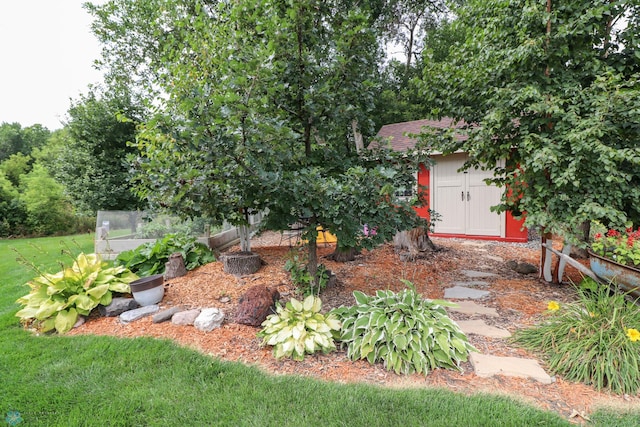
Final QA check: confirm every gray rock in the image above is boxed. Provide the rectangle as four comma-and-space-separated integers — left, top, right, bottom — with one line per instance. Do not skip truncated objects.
172, 309, 201, 326
99, 297, 139, 317
515, 262, 538, 275
73, 316, 85, 329
194, 308, 225, 332
119, 305, 159, 324
507, 260, 538, 274
152, 306, 184, 324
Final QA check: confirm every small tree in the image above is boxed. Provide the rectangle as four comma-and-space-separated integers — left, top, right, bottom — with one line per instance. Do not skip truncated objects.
92, 0, 430, 282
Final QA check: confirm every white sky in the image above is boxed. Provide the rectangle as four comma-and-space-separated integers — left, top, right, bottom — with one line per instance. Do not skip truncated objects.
0, 1, 106, 130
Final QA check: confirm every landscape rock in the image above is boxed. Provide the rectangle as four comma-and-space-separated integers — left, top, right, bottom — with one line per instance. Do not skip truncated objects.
73, 316, 85, 329
99, 297, 139, 317
152, 306, 184, 324
172, 309, 201, 326
234, 285, 280, 326
507, 260, 538, 275
120, 305, 159, 324
194, 308, 225, 332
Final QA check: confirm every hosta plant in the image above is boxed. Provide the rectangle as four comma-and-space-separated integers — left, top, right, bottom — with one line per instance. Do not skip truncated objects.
258, 295, 341, 361
330, 281, 477, 375
16, 253, 138, 334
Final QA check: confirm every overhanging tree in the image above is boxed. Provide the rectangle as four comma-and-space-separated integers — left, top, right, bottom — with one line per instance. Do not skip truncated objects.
421, 0, 640, 282
90, 0, 431, 284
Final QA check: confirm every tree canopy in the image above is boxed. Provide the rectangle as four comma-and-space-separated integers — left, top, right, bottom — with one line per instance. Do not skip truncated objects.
421, 0, 640, 243
89, 0, 431, 279
40, 86, 146, 215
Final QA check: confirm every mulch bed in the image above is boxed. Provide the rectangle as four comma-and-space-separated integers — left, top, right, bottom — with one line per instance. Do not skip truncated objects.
69, 234, 639, 422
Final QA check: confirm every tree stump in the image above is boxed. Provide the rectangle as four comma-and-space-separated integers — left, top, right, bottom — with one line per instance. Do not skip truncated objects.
222, 252, 262, 275
165, 252, 187, 279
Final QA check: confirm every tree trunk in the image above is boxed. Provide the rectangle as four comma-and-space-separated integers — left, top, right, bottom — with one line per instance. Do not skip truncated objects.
307, 237, 319, 290
352, 120, 364, 154
328, 245, 358, 262
165, 252, 187, 280
239, 223, 251, 253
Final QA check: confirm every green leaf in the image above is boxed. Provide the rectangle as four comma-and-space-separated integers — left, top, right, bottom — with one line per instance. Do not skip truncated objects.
54, 308, 78, 334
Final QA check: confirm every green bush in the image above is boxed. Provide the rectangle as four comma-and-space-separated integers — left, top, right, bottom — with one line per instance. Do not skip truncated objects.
15, 253, 138, 333
115, 233, 215, 277
330, 281, 477, 375
513, 278, 640, 394
258, 295, 341, 361
284, 252, 329, 296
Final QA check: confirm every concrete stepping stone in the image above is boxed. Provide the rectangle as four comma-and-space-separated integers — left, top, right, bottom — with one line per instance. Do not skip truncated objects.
456, 319, 511, 338
461, 270, 498, 279
470, 353, 553, 384
452, 280, 489, 288
448, 301, 499, 317
444, 286, 490, 300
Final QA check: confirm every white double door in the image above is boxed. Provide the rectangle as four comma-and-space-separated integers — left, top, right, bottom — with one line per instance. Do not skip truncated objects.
431, 153, 504, 237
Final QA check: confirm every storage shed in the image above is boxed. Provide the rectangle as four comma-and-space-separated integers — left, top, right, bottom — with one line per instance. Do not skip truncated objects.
376, 119, 527, 242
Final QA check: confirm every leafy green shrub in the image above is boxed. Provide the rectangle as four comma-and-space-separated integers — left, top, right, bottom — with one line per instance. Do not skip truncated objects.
284, 253, 329, 296
134, 216, 214, 239
115, 233, 215, 276
258, 295, 341, 361
16, 253, 138, 333
330, 281, 477, 375
513, 278, 640, 394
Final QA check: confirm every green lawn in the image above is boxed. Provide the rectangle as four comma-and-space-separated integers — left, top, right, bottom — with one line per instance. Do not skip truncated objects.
0, 234, 636, 426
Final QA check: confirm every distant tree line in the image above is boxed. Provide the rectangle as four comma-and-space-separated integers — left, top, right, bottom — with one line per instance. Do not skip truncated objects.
0, 86, 145, 237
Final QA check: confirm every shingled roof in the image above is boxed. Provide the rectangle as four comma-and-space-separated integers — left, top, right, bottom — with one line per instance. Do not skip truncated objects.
374, 118, 466, 151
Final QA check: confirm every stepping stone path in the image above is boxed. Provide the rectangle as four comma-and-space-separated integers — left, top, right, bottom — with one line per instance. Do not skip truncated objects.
444, 259, 553, 384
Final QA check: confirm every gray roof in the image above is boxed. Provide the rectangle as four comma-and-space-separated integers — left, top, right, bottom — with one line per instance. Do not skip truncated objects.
374, 118, 466, 151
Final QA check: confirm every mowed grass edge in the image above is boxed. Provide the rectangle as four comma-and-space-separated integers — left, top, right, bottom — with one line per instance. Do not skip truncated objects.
0, 234, 630, 426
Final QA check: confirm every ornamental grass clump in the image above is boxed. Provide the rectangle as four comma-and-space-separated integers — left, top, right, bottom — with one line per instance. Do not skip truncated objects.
330, 281, 477, 375
513, 278, 640, 395
258, 295, 341, 361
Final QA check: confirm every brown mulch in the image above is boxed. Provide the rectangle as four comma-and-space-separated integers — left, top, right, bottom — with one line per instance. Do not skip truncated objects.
69, 233, 639, 422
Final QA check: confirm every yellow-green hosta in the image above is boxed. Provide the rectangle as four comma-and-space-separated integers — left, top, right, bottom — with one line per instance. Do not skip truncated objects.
258, 295, 341, 361
16, 253, 138, 334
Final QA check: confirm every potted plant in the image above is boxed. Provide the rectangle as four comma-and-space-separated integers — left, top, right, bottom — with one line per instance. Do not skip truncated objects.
589, 228, 640, 299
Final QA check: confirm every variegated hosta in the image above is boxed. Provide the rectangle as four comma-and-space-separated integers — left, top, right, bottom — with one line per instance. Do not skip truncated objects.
330, 281, 477, 375
16, 253, 138, 334
258, 295, 341, 361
